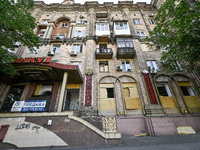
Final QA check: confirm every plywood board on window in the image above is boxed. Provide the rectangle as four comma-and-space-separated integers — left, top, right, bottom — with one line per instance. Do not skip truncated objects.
100, 84, 114, 88
123, 88, 130, 97
67, 84, 80, 89
34, 84, 42, 95
122, 83, 138, 98
99, 98, 116, 110
100, 88, 107, 98
184, 96, 200, 107
178, 82, 190, 86
160, 96, 177, 108
125, 97, 141, 109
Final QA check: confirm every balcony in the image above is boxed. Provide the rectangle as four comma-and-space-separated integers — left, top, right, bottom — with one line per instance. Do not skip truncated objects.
95, 48, 113, 59
117, 47, 135, 59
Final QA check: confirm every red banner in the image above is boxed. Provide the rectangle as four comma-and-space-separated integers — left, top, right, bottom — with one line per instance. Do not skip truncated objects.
85, 75, 92, 106
11, 57, 51, 63
142, 72, 158, 104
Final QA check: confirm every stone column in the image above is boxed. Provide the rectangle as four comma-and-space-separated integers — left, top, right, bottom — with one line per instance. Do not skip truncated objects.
88, 7, 96, 36
57, 72, 68, 112
46, 24, 54, 39
122, 7, 135, 35
43, 25, 50, 39
139, 9, 151, 33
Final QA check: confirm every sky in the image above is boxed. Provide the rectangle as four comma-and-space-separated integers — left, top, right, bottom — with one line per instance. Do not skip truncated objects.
34, 0, 151, 4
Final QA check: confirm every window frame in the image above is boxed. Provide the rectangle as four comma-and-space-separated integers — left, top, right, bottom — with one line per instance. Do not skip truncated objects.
148, 19, 156, 24
115, 22, 129, 30
133, 19, 141, 25
156, 83, 172, 97
146, 60, 159, 73
122, 61, 132, 72
117, 38, 134, 48
99, 61, 109, 73
73, 44, 83, 53
61, 22, 68, 28
136, 30, 146, 36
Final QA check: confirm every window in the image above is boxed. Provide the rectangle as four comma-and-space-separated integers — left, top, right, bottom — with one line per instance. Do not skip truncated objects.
146, 61, 159, 73
99, 61, 109, 72
76, 20, 85, 24
148, 19, 156, 24
61, 22, 68, 28
55, 35, 65, 39
34, 84, 52, 96
52, 44, 60, 53
70, 61, 82, 70
136, 30, 146, 36
74, 30, 85, 37
99, 44, 107, 53
73, 44, 83, 53
156, 83, 172, 96
117, 38, 134, 48
96, 23, 109, 31
122, 61, 132, 72
27, 47, 39, 54
133, 19, 141, 24
107, 88, 114, 98
115, 22, 128, 30
180, 86, 195, 96
1, 86, 25, 112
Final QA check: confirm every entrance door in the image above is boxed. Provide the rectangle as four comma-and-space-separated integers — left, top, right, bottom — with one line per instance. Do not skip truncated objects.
63, 89, 79, 111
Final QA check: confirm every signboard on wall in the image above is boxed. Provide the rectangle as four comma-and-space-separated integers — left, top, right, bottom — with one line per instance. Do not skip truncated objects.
11, 57, 51, 63
85, 75, 93, 106
11, 100, 46, 112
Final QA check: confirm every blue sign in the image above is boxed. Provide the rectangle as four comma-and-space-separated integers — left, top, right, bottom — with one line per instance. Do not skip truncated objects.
11, 100, 46, 112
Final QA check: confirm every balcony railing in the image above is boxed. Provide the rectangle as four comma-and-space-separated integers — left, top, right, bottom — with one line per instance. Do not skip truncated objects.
51, 35, 65, 40
95, 48, 113, 59
117, 47, 135, 59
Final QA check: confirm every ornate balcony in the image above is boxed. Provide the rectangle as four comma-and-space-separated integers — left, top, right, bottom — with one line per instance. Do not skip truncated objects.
95, 48, 113, 59
117, 47, 135, 59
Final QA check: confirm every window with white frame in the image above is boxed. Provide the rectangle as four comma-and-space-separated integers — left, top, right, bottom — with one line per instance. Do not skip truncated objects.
146, 60, 159, 72
133, 19, 141, 24
96, 23, 109, 31
180, 85, 195, 96
76, 20, 85, 24
156, 83, 172, 96
122, 61, 132, 72
115, 22, 128, 30
136, 30, 146, 36
73, 44, 83, 53
27, 46, 39, 54
74, 30, 85, 38
117, 38, 134, 48
52, 44, 60, 53
99, 61, 109, 72
148, 19, 156, 24
70, 61, 82, 70
61, 22, 68, 28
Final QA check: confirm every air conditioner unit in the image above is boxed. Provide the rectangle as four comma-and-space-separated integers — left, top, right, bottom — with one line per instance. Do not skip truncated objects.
116, 66, 122, 71
80, 14, 84, 19
149, 14, 154, 17
47, 50, 55, 56
70, 50, 77, 56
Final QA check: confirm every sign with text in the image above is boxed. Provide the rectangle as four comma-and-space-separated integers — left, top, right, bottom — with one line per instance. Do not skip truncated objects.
11, 57, 51, 63
11, 100, 46, 112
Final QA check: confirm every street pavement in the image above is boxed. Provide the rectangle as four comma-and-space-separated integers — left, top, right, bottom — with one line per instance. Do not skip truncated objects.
22, 133, 200, 150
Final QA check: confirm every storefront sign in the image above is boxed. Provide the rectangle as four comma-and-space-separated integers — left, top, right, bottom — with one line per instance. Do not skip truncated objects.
11, 100, 46, 112
85, 75, 92, 106
142, 72, 158, 104
11, 57, 51, 63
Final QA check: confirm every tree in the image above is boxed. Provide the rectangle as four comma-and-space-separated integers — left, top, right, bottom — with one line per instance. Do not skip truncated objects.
146, 0, 200, 76
0, 0, 40, 76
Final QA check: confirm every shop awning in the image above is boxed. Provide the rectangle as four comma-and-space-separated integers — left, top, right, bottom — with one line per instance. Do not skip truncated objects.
0, 62, 83, 84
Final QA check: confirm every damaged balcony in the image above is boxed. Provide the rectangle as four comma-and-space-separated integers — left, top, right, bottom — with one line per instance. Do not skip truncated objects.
95, 48, 113, 59
117, 47, 135, 59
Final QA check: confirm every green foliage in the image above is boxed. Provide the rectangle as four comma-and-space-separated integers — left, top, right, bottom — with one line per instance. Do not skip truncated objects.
146, 0, 200, 74
0, 0, 40, 76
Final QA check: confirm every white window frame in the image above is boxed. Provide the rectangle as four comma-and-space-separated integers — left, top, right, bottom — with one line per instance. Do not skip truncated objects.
99, 61, 109, 73
117, 38, 134, 48
74, 30, 85, 38
122, 61, 132, 72
41, 20, 48, 24
27, 46, 39, 54
136, 30, 146, 36
76, 20, 85, 24
115, 22, 129, 30
156, 83, 172, 96
73, 44, 83, 53
146, 60, 159, 73
133, 19, 141, 24
96, 23, 109, 31
61, 22, 68, 28
52, 44, 60, 53
148, 19, 156, 24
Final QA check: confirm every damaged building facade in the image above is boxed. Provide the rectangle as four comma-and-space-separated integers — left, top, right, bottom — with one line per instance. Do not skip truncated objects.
0, 0, 200, 148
